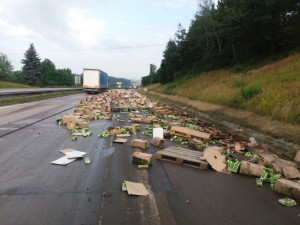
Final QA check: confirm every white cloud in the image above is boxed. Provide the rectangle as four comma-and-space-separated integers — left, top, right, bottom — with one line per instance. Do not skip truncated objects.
67, 8, 105, 47
0, 0, 196, 80
0, 19, 34, 36
114, 21, 132, 27
154, 0, 198, 9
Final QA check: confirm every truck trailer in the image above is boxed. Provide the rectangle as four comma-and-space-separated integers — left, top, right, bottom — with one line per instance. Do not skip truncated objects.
83, 69, 108, 94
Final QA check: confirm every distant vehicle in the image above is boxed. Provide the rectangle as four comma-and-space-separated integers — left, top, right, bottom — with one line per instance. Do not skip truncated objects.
83, 69, 108, 94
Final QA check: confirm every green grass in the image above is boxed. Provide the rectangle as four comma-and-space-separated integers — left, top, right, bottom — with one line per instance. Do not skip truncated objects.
0, 91, 82, 106
0, 81, 32, 89
147, 53, 300, 124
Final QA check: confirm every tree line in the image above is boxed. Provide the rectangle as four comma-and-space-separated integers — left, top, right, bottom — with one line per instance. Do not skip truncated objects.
0, 43, 74, 86
142, 0, 300, 86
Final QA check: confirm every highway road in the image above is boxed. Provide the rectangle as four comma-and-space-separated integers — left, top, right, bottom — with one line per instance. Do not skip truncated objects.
0, 88, 82, 97
0, 93, 299, 225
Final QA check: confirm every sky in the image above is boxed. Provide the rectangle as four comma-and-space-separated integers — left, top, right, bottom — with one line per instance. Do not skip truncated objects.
0, 0, 199, 80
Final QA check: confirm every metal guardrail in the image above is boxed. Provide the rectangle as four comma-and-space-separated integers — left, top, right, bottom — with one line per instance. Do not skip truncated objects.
0, 88, 83, 97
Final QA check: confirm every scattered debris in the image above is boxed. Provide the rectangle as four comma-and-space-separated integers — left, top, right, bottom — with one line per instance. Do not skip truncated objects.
204, 147, 227, 173
239, 161, 266, 177
132, 152, 153, 165
294, 150, 300, 162
72, 136, 78, 141
85, 157, 91, 164
156, 146, 208, 169
124, 180, 149, 196
274, 179, 300, 201
278, 198, 297, 207
114, 138, 128, 143
151, 137, 165, 148
131, 139, 148, 149
55, 89, 300, 204
153, 127, 164, 139
51, 156, 76, 166
138, 164, 149, 169
249, 137, 257, 146
65, 150, 86, 159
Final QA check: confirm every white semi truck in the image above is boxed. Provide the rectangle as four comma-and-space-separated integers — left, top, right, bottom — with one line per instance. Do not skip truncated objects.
83, 69, 108, 94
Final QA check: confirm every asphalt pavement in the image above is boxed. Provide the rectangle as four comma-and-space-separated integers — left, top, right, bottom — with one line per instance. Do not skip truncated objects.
0, 94, 299, 225
0, 88, 83, 97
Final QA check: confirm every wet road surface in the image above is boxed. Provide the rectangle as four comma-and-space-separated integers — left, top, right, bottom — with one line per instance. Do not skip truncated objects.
0, 94, 299, 225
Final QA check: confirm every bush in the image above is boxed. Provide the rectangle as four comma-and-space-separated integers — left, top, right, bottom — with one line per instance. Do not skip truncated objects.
233, 59, 255, 73
233, 80, 245, 88
241, 86, 262, 100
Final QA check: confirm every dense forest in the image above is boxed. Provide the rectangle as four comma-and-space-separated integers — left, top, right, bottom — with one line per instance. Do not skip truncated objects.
142, 0, 300, 86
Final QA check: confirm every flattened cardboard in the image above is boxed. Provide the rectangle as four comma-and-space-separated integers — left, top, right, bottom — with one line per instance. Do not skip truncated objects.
205, 149, 227, 172
124, 181, 149, 196
59, 149, 75, 154
66, 150, 87, 159
116, 134, 131, 137
153, 128, 164, 139
51, 156, 76, 165
114, 138, 128, 143
72, 132, 86, 136
203, 146, 223, 159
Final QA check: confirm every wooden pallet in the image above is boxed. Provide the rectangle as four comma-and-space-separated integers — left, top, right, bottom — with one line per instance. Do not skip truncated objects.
170, 126, 211, 140
156, 147, 208, 169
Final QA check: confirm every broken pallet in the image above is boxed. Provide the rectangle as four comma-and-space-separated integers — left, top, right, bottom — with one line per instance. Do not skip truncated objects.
170, 126, 211, 140
156, 147, 208, 169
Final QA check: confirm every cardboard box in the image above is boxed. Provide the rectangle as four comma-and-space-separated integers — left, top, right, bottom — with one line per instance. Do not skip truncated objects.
131, 118, 142, 123
151, 137, 164, 148
269, 158, 297, 174
132, 124, 141, 131
274, 179, 300, 201
132, 152, 153, 165
66, 116, 78, 130
283, 166, 300, 179
239, 161, 265, 177
163, 130, 171, 138
257, 153, 278, 166
78, 122, 89, 128
142, 117, 152, 124
188, 138, 203, 150
131, 139, 148, 149
294, 150, 300, 162
107, 127, 122, 135
147, 115, 158, 120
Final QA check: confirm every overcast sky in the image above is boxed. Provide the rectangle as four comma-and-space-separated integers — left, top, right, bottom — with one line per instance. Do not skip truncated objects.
0, 0, 198, 80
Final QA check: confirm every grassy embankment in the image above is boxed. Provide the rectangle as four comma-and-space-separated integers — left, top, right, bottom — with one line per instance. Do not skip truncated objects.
148, 53, 300, 125
0, 81, 32, 89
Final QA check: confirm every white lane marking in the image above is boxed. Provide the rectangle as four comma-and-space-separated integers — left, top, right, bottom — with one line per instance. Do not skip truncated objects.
137, 167, 161, 225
